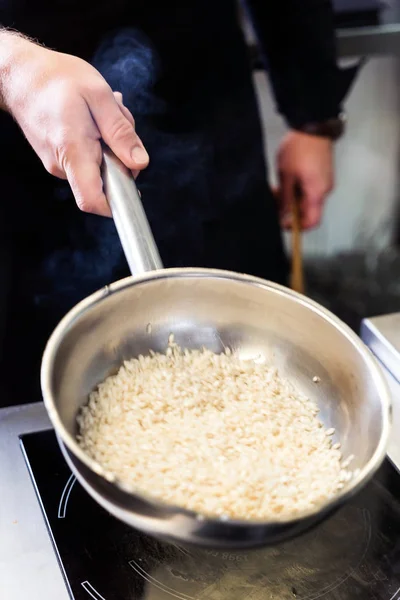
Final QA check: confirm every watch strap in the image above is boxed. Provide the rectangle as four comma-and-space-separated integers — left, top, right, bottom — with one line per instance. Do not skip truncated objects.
296, 112, 347, 141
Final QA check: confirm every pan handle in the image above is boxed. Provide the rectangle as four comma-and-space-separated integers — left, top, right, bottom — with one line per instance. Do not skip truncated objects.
101, 146, 163, 276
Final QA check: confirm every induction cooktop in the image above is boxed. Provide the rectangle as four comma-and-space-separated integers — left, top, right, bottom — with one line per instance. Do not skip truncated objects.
20, 429, 400, 600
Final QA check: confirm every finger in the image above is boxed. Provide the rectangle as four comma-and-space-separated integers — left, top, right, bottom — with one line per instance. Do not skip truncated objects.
302, 203, 323, 230
88, 85, 149, 172
63, 141, 112, 217
300, 181, 325, 230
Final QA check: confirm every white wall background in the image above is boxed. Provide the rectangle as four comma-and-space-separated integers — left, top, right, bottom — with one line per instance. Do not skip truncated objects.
253, 57, 400, 258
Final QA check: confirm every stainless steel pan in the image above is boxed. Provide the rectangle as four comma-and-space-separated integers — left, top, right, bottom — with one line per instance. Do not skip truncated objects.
41, 148, 391, 549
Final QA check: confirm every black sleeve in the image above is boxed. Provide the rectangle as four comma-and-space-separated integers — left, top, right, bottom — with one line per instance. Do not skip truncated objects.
244, 0, 359, 128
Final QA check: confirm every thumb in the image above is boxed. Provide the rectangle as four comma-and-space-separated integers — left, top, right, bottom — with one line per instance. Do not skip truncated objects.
113, 91, 141, 178
113, 91, 135, 127
88, 86, 149, 171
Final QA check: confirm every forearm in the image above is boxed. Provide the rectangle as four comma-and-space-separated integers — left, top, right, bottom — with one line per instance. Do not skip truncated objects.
244, 0, 350, 127
0, 29, 35, 112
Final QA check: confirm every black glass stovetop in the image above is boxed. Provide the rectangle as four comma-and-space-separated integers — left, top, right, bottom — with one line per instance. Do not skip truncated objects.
20, 429, 400, 600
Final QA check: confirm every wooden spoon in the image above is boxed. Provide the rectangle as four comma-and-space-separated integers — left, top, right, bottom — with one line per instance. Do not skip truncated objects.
290, 187, 305, 295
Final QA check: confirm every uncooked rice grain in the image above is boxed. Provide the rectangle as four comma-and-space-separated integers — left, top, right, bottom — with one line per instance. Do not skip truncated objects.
77, 340, 351, 521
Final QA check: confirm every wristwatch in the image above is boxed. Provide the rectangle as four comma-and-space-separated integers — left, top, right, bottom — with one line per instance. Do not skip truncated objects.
296, 111, 347, 141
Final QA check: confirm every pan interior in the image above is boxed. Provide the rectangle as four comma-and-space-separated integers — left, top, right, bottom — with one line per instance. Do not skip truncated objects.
45, 271, 387, 489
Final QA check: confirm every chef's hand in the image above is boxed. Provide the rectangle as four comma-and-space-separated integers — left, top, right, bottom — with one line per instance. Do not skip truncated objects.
275, 131, 334, 230
0, 32, 149, 217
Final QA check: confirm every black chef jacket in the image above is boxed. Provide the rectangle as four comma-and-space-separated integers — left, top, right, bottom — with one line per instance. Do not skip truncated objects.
0, 0, 352, 405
